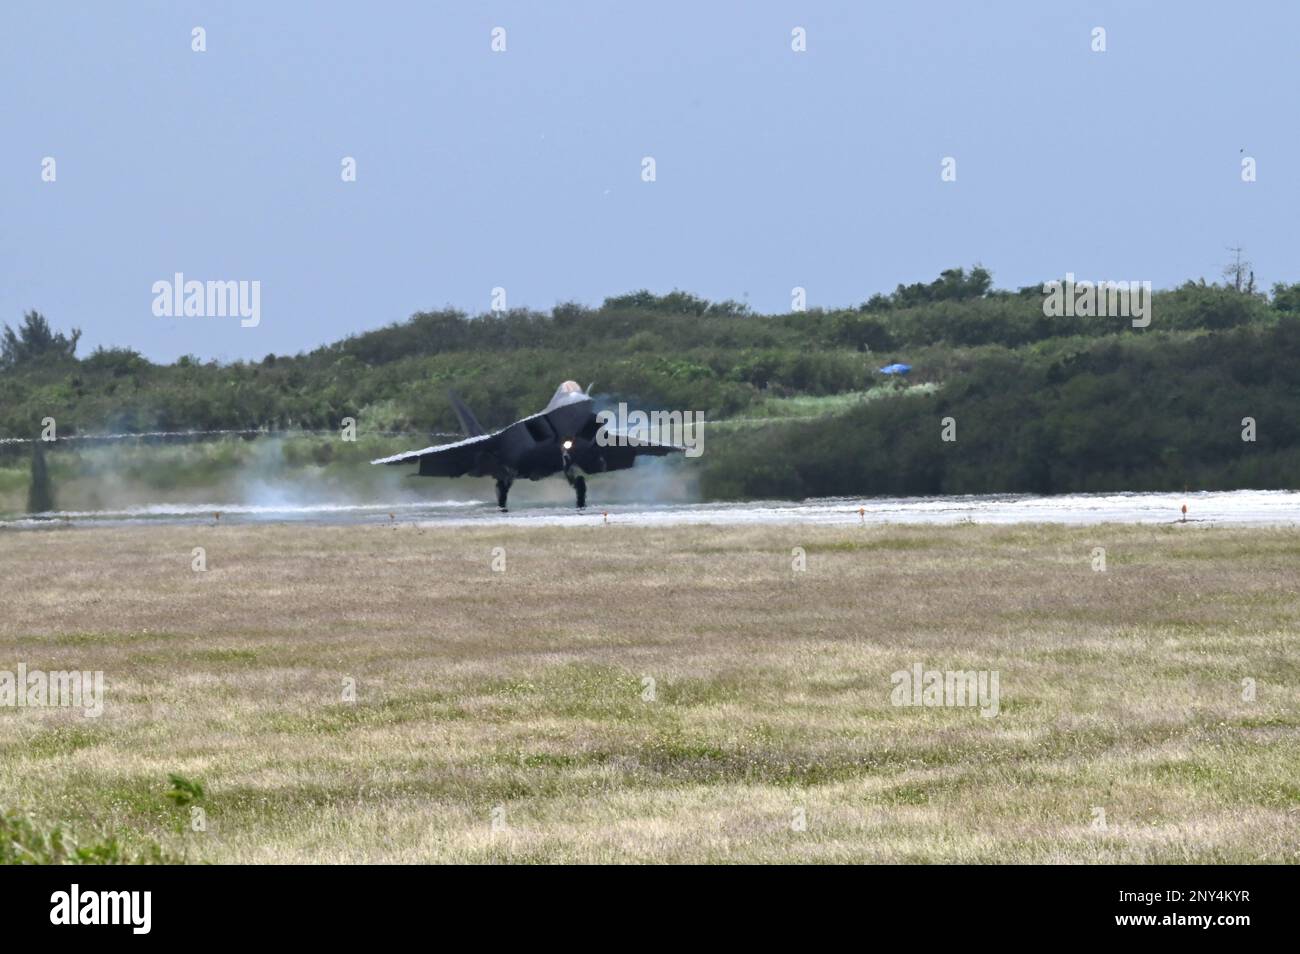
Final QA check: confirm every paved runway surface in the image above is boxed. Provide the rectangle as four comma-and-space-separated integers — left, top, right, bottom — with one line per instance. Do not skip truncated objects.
5, 490, 1299, 529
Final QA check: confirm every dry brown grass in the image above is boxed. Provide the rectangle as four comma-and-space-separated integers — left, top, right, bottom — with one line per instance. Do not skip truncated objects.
0, 520, 1297, 863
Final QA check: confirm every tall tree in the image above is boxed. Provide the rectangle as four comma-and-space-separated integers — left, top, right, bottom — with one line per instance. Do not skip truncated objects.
1, 311, 81, 368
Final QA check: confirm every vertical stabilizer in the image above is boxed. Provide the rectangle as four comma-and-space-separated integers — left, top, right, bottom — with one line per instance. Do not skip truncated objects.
448, 390, 485, 437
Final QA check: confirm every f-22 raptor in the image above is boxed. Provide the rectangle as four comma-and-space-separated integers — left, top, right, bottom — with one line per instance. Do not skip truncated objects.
372, 381, 683, 511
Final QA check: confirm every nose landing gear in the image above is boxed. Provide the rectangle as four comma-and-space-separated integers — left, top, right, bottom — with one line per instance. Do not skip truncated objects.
563, 466, 587, 508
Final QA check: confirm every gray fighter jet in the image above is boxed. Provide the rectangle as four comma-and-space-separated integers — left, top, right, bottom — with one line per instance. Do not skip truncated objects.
371, 381, 683, 510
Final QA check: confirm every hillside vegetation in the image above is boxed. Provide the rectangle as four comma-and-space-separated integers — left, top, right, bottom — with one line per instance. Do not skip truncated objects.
2, 269, 1299, 501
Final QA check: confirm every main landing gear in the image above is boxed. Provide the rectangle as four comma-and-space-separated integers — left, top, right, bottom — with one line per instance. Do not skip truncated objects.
495, 477, 512, 512
561, 445, 587, 509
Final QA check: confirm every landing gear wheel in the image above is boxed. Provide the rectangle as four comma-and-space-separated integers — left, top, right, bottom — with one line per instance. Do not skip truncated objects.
495, 478, 512, 512
574, 476, 587, 509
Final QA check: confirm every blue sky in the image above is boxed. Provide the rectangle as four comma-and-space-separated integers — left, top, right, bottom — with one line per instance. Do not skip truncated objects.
3, 1, 1296, 361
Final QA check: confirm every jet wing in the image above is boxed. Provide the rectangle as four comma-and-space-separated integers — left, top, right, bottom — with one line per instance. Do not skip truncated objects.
371, 431, 501, 477
592, 431, 686, 471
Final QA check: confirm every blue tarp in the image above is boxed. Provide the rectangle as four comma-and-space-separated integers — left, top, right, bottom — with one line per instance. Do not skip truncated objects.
879, 363, 912, 375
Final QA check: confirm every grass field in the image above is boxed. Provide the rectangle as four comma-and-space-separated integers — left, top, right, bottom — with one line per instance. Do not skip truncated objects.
1, 520, 1297, 863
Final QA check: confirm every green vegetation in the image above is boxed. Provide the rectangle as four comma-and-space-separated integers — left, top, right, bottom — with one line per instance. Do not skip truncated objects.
701, 321, 1300, 498
2, 270, 1298, 502
164, 774, 205, 809
0, 808, 175, 864
1, 310, 80, 370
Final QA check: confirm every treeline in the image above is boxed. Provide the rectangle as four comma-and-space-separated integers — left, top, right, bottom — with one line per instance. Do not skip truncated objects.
3, 270, 1298, 440
2, 270, 1300, 499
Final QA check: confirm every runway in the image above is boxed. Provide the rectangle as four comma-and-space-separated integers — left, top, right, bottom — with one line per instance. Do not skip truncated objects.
4, 490, 1299, 529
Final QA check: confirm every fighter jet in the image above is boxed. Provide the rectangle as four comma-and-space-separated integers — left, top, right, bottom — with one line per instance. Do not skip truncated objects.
371, 381, 683, 510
